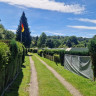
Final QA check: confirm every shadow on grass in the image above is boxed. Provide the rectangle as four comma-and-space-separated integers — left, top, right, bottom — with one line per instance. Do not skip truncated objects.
4, 70, 23, 96
4, 55, 29, 96
4, 55, 30, 96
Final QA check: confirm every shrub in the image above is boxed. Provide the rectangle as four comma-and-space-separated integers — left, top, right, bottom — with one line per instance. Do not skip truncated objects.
88, 39, 96, 81
54, 54, 60, 65
59, 50, 65, 66
65, 51, 89, 56
32, 49, 38, 53
0, 42, 10, 69
0, 42, 10, 94
0, 40, 26, 95
42, 48, 89, 66
10, 40, 18, 58
38, 50, 43, 56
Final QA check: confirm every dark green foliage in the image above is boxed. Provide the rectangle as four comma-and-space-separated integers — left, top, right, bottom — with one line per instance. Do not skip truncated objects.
88, 39, 96, 80
53, 39, 61, 48
33, 35, 90, 48
0, 40, 26, 95
37, 32, 47, 48
16, 12, 31, 48
38, 48, 89, 66
59, 50, 65, 66
0, 42, 10, 69
4, 30, 15, 40
46, 39, 54, 48
10, 40, 18, 58
32, 49, 38, 53
69, 36, 78, 45
0, 24, 15, 40
54, 54, 60, 65
28, 48, 32, 52
65, 51, 89, 56
0, 42, 10, 94
38, 50, 43, 56
27, 48, 38, 53
66, 40, 72, 47
0, 40, 10, 45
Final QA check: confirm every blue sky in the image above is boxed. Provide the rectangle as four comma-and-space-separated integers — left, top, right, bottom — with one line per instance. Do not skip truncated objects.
0, 0, 96, 38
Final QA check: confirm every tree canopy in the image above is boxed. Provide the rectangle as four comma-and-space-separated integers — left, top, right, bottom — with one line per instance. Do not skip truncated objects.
0, 24, 15, 40
37, 32, 47, 48
16, 12, 31, 48
31, 32, 90, 48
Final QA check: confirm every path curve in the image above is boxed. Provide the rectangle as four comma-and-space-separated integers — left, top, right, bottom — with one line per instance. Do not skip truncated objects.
29, 56, 38, 96
35, 55, 83, 96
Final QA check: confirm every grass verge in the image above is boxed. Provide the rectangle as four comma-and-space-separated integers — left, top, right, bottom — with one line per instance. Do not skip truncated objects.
4, 55, 31, 96
35, 53, 96, 96
32, 54, 72, 96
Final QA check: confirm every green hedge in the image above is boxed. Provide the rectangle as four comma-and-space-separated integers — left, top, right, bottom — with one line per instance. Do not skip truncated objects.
54, 54, 60, 65
33, 49, 38, 53
0, 42, 10, 93
38, 50, 43, 56
88, 39, 96, 80
28, 48, 38, 53
0, 40, 26, 95
38, 48, 89, 66
65, 51, 89, 56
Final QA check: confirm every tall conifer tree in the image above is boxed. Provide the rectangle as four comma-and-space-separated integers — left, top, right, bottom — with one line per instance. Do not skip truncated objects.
16, 12, 31, 47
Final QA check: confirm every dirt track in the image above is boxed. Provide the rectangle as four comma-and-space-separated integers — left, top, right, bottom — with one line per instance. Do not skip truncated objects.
29, 56, 38, 96
34, 55, 83, 96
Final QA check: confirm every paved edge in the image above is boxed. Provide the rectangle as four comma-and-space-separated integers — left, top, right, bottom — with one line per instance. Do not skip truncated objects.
35, 55, 83, 96
29, 56, 38, 96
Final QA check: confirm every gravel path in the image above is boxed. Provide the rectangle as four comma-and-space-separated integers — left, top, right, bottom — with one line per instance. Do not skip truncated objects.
35, 55, 83, 96
29, 56, 38, 96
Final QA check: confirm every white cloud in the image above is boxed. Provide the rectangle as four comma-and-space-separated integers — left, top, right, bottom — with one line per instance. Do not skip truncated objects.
69, 18, 96, 24
77, 18, 96, 24
31, 34, 40, 37
0, 0, 85, 14
8, 29, 16, 33
45, 31, 65, 35
68, 25, 96, 30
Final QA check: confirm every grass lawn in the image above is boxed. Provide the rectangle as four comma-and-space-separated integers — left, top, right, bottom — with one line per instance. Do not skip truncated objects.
4, 55, 31, 96
32, 54, 72, 96
35, 53, 96, 96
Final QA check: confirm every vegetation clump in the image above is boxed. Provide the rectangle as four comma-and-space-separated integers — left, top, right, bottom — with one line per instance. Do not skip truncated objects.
0, 40, 26, 95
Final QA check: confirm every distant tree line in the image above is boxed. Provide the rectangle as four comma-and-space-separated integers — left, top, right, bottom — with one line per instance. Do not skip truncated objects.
31, 32, 91, 48
0, 24, 15, 40
0, 11, 91, 48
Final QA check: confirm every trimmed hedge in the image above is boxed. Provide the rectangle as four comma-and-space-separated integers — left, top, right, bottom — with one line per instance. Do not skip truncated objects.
54, 54, 60, 65
65, 51, 89, 56
88, 39, 96, 80
38, 50, 43, 56
28, 48, 38, 53
0, 40, 26, 95
38, 48, 89, 66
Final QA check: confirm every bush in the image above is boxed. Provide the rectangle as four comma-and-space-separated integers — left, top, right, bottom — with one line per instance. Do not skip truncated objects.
0, 42, 10, 69
32, 48, 38, 53
88, 39, 96, 80
41, 48, 89, 66
65, 51, 89, 56
0, 40, 26, 95
59, 50, 65, 66
54, 54, 60, 65
38, 50, 43, 56
0, 42, 10, 94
